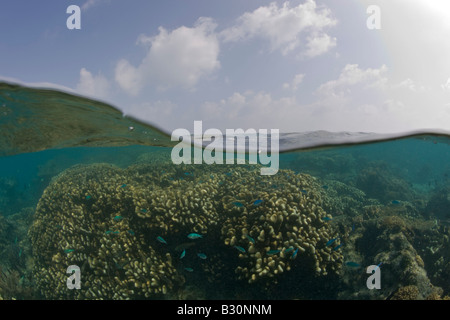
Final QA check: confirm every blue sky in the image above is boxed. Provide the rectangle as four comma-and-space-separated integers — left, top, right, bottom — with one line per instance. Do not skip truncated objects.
1, 0, 450, 134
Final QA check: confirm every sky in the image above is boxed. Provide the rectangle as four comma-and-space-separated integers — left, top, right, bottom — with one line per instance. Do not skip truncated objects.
1, 0, 450, 134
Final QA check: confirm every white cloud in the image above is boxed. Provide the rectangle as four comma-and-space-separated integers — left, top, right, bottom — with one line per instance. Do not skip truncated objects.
303, 33, 336, 58
126, 100, 176, 119
395, 78, 427, 93
311, 63, 450, 132
200, 90, 301, 131
315, 64, 388, 97
202, 92, 248, 121
220, 0, 337, 57
76, 68, 110, 99
283, 73, 305, 90
114, 60, 142, 96
81, 0, 109, 11
197, 62, 450, 133
441, 78, 450, 91
115, 17, 220, 95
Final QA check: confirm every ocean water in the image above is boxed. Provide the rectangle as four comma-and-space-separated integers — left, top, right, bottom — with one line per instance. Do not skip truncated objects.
0, 82, 449, 300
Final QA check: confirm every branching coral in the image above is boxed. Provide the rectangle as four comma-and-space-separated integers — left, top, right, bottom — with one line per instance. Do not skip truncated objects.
220, 168, 342, 284
29, 162, 343, 299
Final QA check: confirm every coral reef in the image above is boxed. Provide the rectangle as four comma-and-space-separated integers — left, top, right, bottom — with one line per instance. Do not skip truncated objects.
220, 169, 342, 284
0, 213, 12, 254
355, 161, 416, 204
29, 164, 182, 299
412, 222, 450, 296
390, 285, 419, 300
285, 151, 358, 181
0, 207, 34, 299
336, 211, 445, 300
20, 146, 450, 300
28, 162, 342, 299
0, 177, 19, 215
425, 185, 450, 220
0, 266, 33, 300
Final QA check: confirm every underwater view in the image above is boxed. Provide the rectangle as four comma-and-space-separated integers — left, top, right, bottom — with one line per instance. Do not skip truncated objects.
0, 83, 449, 300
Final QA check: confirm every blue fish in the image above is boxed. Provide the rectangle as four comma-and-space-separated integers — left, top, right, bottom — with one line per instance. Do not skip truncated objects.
284, 247, 294, 253
253, 199, 263, 206
291, 248, 299, 260
113, 215, 123, 221
301, 190, 308, 195
128, 230, 135, 236
322, 185, 329, 190
187, 233, 203, 239
197, 253, 207, 259
157, 236, 167, 244
120, 184, 127, 188
180, 249, 186, 259
392, 200, 401, 205
232, 201, 244, 208
322, 216, 332, 222
333, 243, 343, 251
140, 209, 148, 213
267, 249, 281, 255
326, 237, 339, 247
345, 261, 361, 268
184, 267, 194, 272
234, 246, 246, 253
225, 172, 232, 176
85, 195, 92, 200
246, 234, 255, 244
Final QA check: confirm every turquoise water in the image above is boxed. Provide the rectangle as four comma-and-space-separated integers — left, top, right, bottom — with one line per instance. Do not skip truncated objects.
0, 82, 449, 300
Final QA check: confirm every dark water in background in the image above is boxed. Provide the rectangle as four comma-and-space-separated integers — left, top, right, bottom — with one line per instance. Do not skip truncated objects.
0, 82, 449, 300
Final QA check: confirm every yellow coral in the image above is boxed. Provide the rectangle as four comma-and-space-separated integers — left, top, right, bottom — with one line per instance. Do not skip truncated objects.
29, 162, 343, 299
391, 285, 419, 300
